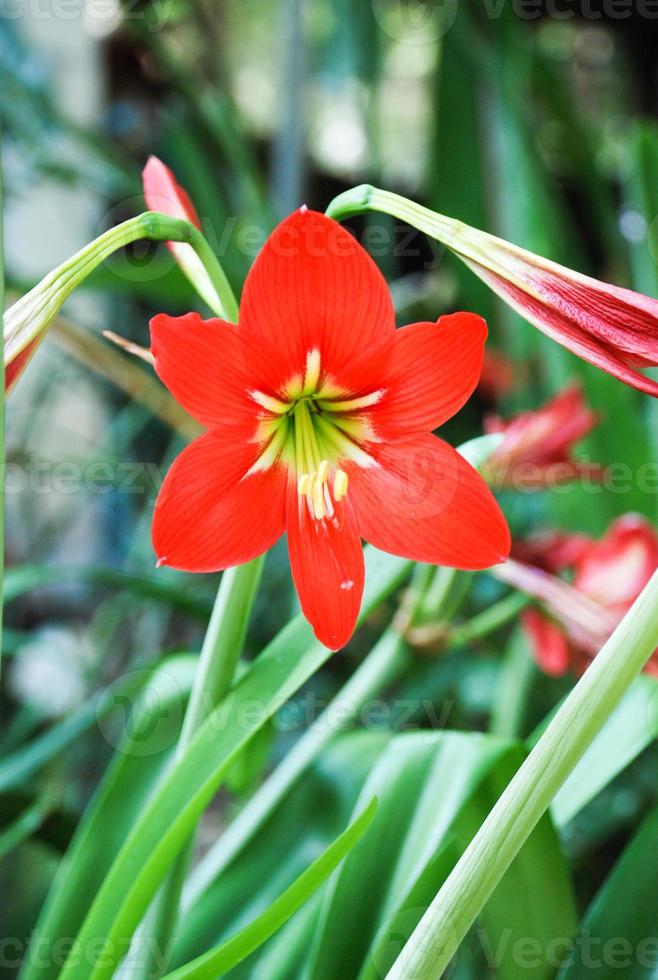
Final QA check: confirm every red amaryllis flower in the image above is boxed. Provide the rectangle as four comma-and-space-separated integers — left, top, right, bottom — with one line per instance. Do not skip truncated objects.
484, 383, 602, 488
151, 209, 510, 649
499, 515, 658, 676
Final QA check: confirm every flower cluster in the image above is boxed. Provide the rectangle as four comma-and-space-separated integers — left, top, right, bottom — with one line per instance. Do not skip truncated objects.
508, 516, 658, 675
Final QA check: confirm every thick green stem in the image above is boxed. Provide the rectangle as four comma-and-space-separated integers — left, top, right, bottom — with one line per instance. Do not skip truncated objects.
4, 211, 236, 389
131, 557, 264, 978
180, 557, 265, 746
325, 184, 523, 289
386, 570, 658, 980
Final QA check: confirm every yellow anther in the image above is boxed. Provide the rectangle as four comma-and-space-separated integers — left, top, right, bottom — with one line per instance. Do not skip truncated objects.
303, 349, 321, 394
317, 459, 330, 484
334, 469, 349, 501
298, 473, 310, 496
312, 476, 326, 519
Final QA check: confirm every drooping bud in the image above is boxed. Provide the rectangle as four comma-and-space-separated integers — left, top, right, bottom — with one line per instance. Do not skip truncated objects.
142, 156, 226, 317
327, 185, 658, 397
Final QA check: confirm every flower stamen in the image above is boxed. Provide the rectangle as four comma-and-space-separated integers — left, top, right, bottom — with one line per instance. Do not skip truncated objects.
334, 469, 348, 501
297, 457, 347, 520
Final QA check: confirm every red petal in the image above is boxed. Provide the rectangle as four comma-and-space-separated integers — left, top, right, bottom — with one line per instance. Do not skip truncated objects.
522, 608, 572, 676
150, 313, 255, 435
143, 156, 201, 229
374, 313, 487, 439
239, 209, 395, 392
153, 432, 286, 572
350, 435, 510, 568
286, 488, 365, 650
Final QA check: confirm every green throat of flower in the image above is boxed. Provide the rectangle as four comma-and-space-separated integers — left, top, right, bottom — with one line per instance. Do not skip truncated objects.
249, 348, 382, 520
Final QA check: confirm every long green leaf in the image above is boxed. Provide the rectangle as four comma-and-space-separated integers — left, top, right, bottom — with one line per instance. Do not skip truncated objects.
30, 549, 408, 980
0, 793, 53, 861
172, 730, 390, 976
550, 674, 658, 827
0, 666, 156, 792
308, 729, 575, 980
20, 656, 198, 980
162, 800, 377, 980
557, 802, 658, 980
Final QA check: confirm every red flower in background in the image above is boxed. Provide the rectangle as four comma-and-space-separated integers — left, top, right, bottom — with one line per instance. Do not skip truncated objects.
478, 348, 517, 402
142, 156, 223, 315
143, 155, 202, 230
151, 208, 510, 649
504, 515, 658, 675
484, 384, 602, 488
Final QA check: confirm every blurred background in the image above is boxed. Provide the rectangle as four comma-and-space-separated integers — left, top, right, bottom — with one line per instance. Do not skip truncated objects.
3, 1, 658, 973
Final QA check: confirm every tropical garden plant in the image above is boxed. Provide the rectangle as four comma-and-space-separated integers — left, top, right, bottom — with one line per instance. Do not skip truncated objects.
2, 4, 658, 979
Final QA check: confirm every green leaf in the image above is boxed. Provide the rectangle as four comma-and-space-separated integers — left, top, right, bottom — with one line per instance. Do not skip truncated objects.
557, 802, 658, 980
3, 564, 211, 619
20, 655, 198, 980
307, 729, 575, 980
0, 666, 155, 792
172, 730, 390, 976
550, 674, 658, 828
162, 799, 378, 980
0, 793, 54, 861
26, 549, 408, 980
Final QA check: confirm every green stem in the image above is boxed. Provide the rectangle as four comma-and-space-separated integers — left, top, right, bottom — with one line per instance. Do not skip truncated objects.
489, 627, 537, 739
183, 222, 239, 322
4, 211, 236, 386
446, 592, 531, 649
325, 184, 503, 282
132, 557, 264, 979
179, 558, 265, 746
386, 570, 658, 980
